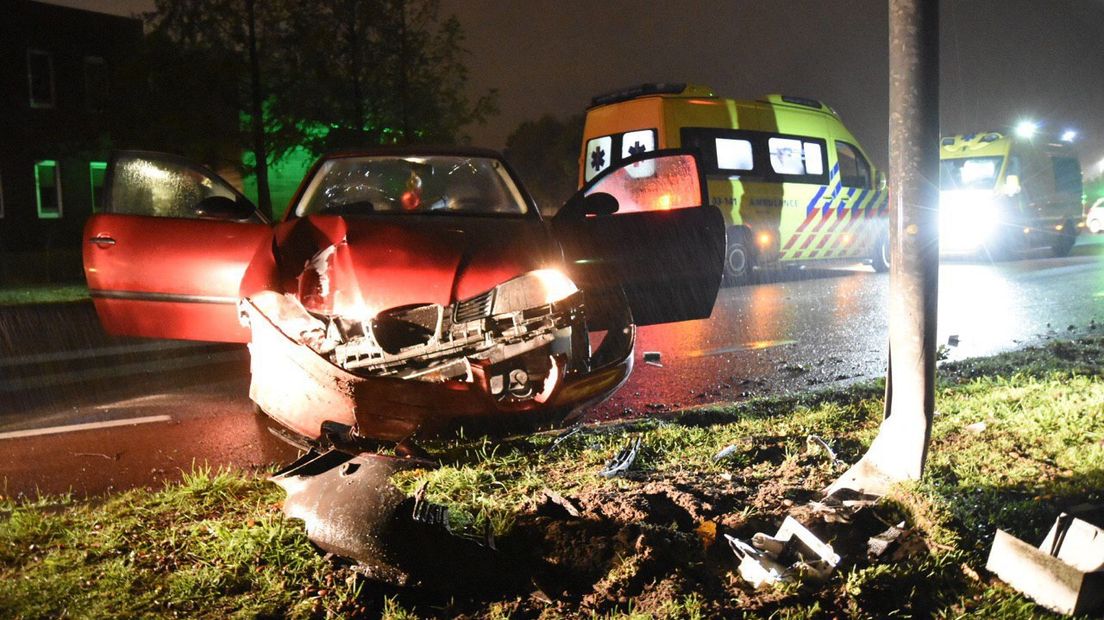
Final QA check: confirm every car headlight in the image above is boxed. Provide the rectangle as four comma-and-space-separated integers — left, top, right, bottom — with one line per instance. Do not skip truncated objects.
491, 269, 578, 315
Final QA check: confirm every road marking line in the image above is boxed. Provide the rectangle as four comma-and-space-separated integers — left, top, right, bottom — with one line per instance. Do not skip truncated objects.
0, 415, 173, 440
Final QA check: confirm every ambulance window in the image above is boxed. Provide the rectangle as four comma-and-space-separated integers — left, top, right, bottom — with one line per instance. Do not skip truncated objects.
768, 138, 806, 175
836, 141, 872, 188
716, 138, 753, 171
585, 135, 613, 182
803, 143, 824, 175
621, 129, 656, 160
767, 137, 828, 182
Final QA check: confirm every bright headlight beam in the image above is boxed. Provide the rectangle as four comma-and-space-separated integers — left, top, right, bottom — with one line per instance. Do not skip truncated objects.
531, 268, 578, 304
1015, 120, 1038, 139
1060, 130, 1077, 143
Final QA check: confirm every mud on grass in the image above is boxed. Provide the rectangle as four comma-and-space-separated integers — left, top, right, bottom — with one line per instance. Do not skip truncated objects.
2, 337, 1103, 618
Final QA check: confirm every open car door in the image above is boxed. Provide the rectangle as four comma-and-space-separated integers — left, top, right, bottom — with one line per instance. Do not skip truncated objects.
552, 150, 725, 329
83, 151, 272, 343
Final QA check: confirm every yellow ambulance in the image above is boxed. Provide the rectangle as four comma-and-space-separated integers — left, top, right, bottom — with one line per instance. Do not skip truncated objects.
939, 131, 1082, 258
580, 83, 888, 283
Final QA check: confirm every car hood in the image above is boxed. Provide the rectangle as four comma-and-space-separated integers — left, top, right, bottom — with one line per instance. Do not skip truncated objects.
274, 214, 559, 319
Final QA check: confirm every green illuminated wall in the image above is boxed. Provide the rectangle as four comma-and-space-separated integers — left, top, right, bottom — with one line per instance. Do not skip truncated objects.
241, 146, 316, 220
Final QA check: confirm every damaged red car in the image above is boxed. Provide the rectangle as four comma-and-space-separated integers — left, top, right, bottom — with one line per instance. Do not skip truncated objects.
83, 148, 724, 447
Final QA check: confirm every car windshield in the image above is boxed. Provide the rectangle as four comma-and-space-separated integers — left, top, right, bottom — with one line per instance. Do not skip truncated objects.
296, 155, 529, 217
939, 156, 1004, 190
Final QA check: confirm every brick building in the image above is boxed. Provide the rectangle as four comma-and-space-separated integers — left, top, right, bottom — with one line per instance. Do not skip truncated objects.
0, 0, 142, 282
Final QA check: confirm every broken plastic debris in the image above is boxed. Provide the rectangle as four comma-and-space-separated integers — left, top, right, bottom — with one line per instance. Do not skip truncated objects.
947, 334, 960, 347
727, 516, 841, 587
411, 484, 450, 528
987, 513, 1104, 615
713, 444, 739, 463
726, 534, 788, 587
965, 421, 987, 434
867, 521, 908, 559
806, 434, 844, 466
643, 351, 663, 367
545, 425, 583, 453
599, 437, 642, 478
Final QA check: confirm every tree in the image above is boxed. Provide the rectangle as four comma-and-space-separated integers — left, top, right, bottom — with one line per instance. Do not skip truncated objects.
504, 114, 584, 214
141, 0, 494, 216
143, 0, 286, 218
264, 0, 497, 155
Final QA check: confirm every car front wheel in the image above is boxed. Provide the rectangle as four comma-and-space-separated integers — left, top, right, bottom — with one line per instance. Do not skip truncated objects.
723, 227, 754, 285
1088, 217, 1102, 234
870, 229, 890, 273
1051, 220, 1077, 258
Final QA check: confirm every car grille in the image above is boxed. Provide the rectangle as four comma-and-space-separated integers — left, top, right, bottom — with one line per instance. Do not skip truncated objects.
453, 290, 494, 323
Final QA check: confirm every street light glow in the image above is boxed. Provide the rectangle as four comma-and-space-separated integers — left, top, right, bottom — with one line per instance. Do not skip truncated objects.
1014, 120, 1038, 139
1060, 129, 1077, 143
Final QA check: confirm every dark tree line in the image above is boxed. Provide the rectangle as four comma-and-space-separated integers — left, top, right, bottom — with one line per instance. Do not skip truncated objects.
126, 0, 496, 218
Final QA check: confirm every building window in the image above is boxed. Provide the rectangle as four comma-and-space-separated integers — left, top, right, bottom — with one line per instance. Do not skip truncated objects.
84, 56, 109, 112
90, 162, 108, 211
27, 49, 55, 109
35, 160, 62, 219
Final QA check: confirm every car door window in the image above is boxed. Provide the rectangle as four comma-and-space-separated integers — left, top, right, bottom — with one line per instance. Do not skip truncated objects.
107, 153, 262, 222
836, 141, 872, 188
584, 152, 702, 213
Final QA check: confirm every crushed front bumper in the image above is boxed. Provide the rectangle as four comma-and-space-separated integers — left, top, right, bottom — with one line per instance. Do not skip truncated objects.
242, 293, 634, 443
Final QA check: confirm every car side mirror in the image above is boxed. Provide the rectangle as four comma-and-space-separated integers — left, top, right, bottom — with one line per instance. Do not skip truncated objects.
877, 171, 887, 191
195, 195, 256, 221
560, 191, 619, 219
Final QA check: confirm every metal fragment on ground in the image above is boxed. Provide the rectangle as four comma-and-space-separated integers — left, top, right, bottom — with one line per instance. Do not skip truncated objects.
599, 437, 642, 477
867, 521, 908, 558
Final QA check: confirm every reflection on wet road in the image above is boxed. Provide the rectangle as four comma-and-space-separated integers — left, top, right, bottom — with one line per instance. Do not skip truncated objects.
586, 238, 1104, 420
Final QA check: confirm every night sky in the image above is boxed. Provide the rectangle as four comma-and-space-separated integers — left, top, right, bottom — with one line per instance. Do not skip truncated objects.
41, 0, 1104, 174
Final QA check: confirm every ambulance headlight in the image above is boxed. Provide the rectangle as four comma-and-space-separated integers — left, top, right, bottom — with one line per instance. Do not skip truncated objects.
940, 191, 998, 248
491, 269, 578, 315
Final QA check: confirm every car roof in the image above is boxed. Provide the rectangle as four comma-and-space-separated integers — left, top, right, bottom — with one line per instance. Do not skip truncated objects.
318, 146, 508, 161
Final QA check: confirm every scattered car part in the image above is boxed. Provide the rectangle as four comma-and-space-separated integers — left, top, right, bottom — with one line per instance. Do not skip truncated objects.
643, 351, 663, 367
713, 444, 739, 463
271, 448, 511, 590
987, 513, 1104, 616
806, 434, 843, 466
727, 516, 841, 587
599, 437, 642, 477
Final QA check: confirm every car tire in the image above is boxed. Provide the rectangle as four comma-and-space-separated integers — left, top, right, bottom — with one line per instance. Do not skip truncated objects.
1089, 218, 1102, 234
723, 227, 754, 286
870, 228, 890, 273
1051, 220, 1077, 258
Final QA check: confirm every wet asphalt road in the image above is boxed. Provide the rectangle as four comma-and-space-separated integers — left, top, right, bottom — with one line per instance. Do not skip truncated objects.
2, 236, 1102, 497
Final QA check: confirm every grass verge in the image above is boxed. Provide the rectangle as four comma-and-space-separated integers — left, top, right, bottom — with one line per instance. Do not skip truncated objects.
0, 284, 89, 306
3, 337, 1103, 618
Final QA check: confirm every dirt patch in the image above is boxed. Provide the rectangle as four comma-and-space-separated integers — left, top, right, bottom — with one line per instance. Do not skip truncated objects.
434, 452, 903, 618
